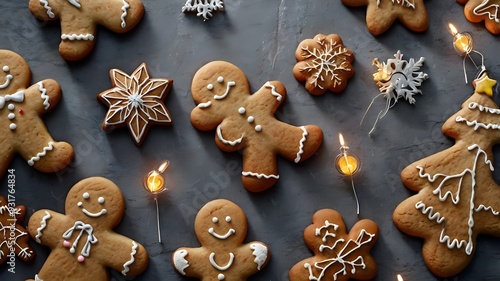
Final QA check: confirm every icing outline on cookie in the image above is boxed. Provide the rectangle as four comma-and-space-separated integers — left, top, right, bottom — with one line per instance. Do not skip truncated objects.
61, 34, 95, 41
27, 142, 54, 166
121, 241, 138, 275
35, 211, 51, 243
241, 171, 279, 179
39, 0, 55, 18
120, 0, 130, 28
37, 82, 50, 110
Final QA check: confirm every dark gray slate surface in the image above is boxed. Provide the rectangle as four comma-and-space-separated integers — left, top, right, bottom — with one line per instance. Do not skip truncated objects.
1, 0, 500, 280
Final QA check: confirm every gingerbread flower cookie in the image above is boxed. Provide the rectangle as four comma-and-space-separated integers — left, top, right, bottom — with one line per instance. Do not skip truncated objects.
293, 34, 354, 95
393, 74, 500, 277
458, 0, 500, 34
26, 177, 149, 281
0, 195, 35, 264
341, 0, 428, 35
97, 63, 173, 146
0, 50, 73, 179
29, 0, 145, 60
172, 199, 270, 280
190, 61, 323, 192
289, 209, 378, 281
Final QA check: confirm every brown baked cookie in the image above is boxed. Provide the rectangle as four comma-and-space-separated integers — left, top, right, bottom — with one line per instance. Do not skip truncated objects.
97, 63, 173, 146
29, 0, 145, 61
458, 0, 500, 34
289, 209, 379, 281
293, 34, 354, 95
0, 195, 35, 264
190, 61, 323, 192
172, 199, 270, 280
393, 73, 500, 277
26, 177, 149, 281
0, 49, 73, 179
341, 0, 428, 35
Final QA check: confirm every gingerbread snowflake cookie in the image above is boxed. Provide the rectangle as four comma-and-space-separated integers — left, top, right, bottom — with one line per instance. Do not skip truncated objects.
341, 0, 428, 35
182, 0, 224, 21
293, 34, 354, 95
0, 50, 73, 178
172, 199, 270, 280
190, 61, 323, 192
26, 177, 149, 281
29, 0, 145, 60
458, 0, 500, 34
97, 63, 173, 146
393, 73, 500, 277
289, 209, 379, 281
0, 195, 35, 265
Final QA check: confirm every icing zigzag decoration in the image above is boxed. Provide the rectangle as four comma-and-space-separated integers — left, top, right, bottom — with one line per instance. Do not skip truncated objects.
393, 73, 500, 277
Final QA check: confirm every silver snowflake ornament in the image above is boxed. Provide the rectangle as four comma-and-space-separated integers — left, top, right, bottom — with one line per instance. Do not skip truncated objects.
182, 0, 224, 21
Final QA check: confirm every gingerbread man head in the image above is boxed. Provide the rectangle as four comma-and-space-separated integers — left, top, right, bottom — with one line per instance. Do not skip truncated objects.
29, 0, 145, 60
173, 199, 270, 280
0, 50, 73, 179
27, 177, 149, 281
191, 61, 323, 192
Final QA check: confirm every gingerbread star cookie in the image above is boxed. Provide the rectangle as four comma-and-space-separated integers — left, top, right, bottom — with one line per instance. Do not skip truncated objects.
289, 209, 379, 281
0, 49, 73, 178
190, 61, 323, 192
293, 34, 354, 95
341, 0, 428, 35
29, 0, 145, 60
26, 177, 149, 281
172, 199, 270, 280
393, 74, 500, 277
458, 0, 500, 34
97, 63, 173, 146
0, 195, 35, 264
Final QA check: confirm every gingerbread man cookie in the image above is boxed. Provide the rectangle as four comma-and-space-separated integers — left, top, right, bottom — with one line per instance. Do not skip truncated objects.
29, 0, 145, 61
0, 50, 73, 179
294, 34, 354, 95
173, 199, 270, 280
393, 73, 500, 277
190, 61, 323, 192
341, 0, 428, 35
0, 195, 35, 265
458, 0, 500, 34
26, 177, 149, 281
97, 63, 173, 146
289, 209, 379, 281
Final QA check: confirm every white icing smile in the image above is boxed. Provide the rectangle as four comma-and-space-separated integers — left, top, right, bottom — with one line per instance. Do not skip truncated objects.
208, 215, 235, 239
77, 192, 108, 218
0, 66, 13, 89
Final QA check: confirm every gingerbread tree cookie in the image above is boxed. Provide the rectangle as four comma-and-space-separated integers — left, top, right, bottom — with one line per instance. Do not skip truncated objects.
29, 0, 145, 60
0, 195, 35, 264
172, 199, 270, 280
293, 34, 354, 96
190, 61, 323, 192
289, 209, 379, 281
341, 0, 428, 35
97, 63, 173, 146
26, 177, 149, 281
393, 73, 500, 277
458, 0, 500, 34
0, 50, 73, 179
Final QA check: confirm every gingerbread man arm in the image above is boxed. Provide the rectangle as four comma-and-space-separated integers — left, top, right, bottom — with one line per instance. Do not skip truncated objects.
173, 247, 209, 279
29, 0, 63, 21
94, 0, 145, 33
239, 242, 270, 274
98, 233, 149, 277
27, 210, 68, 249
24, 79, 61, 114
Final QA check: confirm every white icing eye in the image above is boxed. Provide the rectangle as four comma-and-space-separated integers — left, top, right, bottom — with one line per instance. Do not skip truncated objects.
2, 66, 9, 72
238, 107, 246, 114
83, 192, 90, 199
77, 202, 82, 207
217, 76, 224, 83
98, 197, 105, 204
212, 217, 219, 223
207, 84, 213, 90
225, 216, 231, 222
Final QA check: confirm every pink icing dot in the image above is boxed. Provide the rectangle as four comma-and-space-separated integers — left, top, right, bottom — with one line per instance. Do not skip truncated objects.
78, 256, 85, 263
63, 240, 71, 248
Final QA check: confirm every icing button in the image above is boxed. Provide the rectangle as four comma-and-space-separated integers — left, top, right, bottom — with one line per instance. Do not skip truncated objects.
218, 273, 225, 280
255, 125, 262, 132
8, 113, 15, 120
238, 107, 246, 114
63, 240, 71, 248
247, 116, 254, 123
8, 104, 14, 110
77, 255, 85, 263
9, 123, 16, 130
